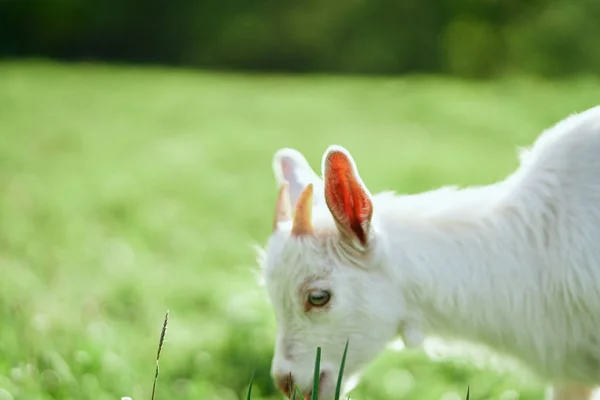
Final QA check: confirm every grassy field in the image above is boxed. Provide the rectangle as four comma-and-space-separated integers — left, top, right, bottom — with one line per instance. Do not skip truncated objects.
1, 60, 599, 400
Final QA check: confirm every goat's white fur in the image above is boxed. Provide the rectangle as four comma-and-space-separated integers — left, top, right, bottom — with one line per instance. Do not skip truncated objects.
259, 105, 600, 400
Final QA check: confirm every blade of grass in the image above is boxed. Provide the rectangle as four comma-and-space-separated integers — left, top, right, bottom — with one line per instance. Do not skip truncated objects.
293, 384, 303, 399
311, 347, 322, 400
465, 386, 470, 400
150, 310, 169, 400
246, 370, 254, 400
334, 339, 349, 400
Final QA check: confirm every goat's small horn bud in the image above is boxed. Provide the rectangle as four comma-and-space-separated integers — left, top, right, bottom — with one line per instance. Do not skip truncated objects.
273, 181, 292, 232
291, 183, 314, 236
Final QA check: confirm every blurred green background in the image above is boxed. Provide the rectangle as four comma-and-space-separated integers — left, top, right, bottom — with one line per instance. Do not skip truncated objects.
1, 1, 599, 399
2, 0, 600, 77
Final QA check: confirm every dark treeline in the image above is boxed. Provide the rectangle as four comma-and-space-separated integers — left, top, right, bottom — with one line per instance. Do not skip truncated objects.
2, 0, 599, 77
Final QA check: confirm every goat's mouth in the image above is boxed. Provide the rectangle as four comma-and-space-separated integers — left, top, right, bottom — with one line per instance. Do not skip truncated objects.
302, 371, 327, 400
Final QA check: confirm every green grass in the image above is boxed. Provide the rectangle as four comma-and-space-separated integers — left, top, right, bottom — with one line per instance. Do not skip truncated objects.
0, 59, 599, 400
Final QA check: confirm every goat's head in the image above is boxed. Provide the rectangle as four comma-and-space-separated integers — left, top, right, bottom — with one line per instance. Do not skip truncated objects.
261, 145, 420, 399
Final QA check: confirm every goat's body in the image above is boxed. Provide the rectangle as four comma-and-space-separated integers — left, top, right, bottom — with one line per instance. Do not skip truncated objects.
377, 105, 600, 386
264, 105, 600, 400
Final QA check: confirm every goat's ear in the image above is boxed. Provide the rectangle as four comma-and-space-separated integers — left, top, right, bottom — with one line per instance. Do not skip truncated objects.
273, 148, 324, 209
322, 145, 373, 249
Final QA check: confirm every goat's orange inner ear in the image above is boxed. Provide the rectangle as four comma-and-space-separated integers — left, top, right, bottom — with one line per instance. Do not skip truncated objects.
324, 151, 372, 246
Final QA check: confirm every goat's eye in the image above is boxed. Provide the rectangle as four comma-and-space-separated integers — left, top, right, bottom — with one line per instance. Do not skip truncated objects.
307, 290, 331, 307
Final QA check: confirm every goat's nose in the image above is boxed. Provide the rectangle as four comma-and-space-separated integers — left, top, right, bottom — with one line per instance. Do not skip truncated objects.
275, 372, 294, 398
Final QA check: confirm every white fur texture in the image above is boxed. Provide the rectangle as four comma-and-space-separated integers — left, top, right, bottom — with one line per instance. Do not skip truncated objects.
259, 105, 600, 399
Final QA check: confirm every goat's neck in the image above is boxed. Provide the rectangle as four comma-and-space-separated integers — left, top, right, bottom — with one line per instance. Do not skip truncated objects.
379, 201, 530, 349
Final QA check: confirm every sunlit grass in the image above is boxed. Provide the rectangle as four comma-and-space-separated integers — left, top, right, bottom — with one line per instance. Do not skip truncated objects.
241, 342, 471, 400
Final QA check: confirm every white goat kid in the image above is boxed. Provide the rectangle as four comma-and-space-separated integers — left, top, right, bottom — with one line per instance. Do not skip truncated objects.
260, 105, 600, 400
